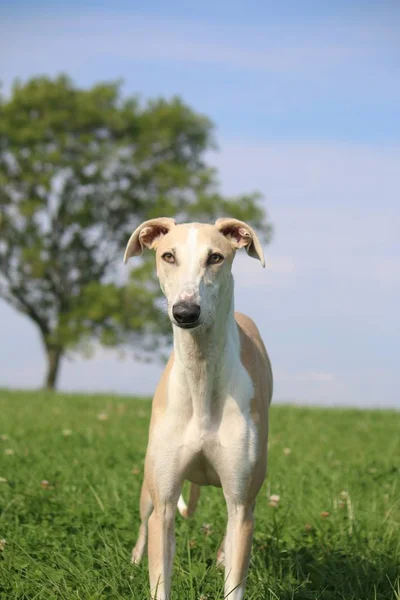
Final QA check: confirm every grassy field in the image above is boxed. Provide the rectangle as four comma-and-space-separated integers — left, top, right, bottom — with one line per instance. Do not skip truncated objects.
0, 389, 399, 600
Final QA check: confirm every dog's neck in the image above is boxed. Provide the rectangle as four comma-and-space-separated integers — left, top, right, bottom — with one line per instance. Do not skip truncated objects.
172, 276, 238, 421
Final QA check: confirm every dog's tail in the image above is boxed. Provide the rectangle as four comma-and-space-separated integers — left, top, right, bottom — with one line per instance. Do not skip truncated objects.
177, 483, 201, 519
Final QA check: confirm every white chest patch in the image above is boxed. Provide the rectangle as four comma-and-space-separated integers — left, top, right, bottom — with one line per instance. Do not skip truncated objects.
155, 316, 259, 502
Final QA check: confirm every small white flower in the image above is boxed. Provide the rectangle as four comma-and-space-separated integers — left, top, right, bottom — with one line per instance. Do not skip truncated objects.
201, 523, 213, 536
62, 429, 73, 436
269, 494, 280, 507
97, 412, 109, 421
0, 539, 6, 552
0, 434, 9, 441
4, 448, 14, 455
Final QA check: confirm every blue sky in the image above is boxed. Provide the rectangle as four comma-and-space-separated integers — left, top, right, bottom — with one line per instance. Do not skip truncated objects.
1, 0, 399, 407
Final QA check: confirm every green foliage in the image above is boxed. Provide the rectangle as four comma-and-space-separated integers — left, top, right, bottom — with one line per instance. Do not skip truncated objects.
0, 75, 271, 387
0, 390, 399, 599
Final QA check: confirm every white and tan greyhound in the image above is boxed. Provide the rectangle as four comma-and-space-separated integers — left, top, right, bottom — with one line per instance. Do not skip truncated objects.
123, 217, 273, 599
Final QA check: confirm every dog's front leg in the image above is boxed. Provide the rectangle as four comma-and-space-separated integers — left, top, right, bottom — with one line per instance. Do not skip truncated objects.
144, 414, 188, 599
147, 498, 178, 600
223, 500, 255, 600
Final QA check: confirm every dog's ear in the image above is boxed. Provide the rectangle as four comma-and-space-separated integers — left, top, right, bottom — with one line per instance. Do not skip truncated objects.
123, 217, 176, 264
215, 218, 265, 267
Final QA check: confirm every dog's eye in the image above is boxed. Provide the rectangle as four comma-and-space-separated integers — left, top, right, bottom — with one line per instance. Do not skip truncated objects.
162, 252, 175, 264
208, 253, 224, 265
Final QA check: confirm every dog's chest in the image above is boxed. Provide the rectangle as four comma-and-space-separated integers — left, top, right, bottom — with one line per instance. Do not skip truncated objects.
165, 358, 258, 486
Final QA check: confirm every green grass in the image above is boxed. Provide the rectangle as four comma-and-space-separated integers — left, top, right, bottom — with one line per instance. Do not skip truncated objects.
0, 389, 399, 600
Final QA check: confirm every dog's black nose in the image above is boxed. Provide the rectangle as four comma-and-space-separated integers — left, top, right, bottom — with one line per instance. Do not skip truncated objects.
172, 302, 201, 326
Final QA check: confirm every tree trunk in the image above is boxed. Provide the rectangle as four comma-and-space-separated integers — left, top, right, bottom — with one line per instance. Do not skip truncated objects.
44, 346, 63, 390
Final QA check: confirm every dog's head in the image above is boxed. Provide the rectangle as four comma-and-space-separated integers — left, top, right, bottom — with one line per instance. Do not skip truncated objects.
124, 218, 265, 330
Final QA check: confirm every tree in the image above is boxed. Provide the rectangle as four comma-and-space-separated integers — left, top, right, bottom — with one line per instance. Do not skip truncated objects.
0, 75, 272, 390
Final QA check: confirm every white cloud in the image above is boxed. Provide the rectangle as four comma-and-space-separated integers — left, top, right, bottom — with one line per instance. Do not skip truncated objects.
212, 139, 400, 259
295, 371, 334, 383
274, 368, 334, 384
264, 256, 295, 274
1, 11, 399, 98
233, 254, 295, 292
218, 140, 400, 356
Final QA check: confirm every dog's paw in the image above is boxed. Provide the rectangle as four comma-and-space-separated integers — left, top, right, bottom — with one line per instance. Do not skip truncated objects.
131, 547, 143, 565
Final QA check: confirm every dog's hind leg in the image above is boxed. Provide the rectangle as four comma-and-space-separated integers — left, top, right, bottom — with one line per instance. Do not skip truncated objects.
131, 479, 153, 565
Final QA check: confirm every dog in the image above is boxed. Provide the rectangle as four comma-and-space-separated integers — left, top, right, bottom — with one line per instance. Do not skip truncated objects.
124, 217, 273, 599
